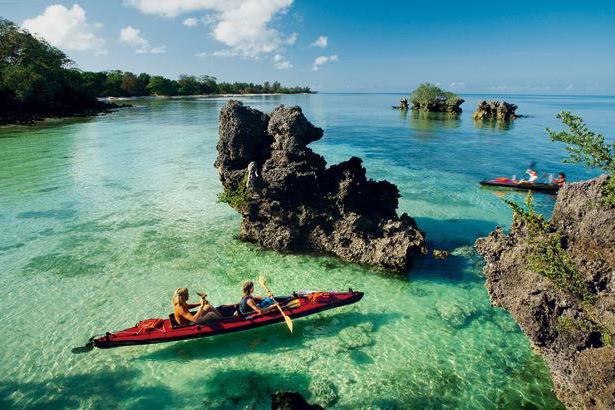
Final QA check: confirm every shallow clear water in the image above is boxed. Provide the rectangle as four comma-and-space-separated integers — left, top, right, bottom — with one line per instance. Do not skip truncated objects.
1, 93, 613, 409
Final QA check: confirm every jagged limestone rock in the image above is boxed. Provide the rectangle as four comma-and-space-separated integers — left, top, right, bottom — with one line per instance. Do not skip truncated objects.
472, 100, 518, 121
215, 100, 427, 272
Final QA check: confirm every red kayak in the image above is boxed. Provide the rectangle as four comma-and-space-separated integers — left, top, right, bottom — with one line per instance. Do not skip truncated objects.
480, 178, 560, 194
77, 290, 363, 351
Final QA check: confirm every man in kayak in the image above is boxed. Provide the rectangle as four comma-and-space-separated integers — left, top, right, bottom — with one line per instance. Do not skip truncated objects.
239, 281, 276, 315
524, 168, 539, 183
552, 172, 566, 187
172, 288, 222, 325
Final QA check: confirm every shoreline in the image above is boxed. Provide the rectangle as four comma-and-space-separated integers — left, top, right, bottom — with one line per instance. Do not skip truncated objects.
101, 92, 315, 101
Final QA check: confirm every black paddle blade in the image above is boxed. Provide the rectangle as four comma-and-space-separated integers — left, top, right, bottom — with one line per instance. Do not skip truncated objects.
71, 342, 94, 354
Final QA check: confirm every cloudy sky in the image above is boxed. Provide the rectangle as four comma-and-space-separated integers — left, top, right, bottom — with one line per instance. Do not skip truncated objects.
3, 0, 615, 93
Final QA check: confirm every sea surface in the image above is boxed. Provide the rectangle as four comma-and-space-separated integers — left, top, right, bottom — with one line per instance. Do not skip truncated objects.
1, 93, 613, 409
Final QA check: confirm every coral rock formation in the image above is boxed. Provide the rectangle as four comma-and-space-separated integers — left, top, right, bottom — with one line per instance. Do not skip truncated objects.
472, 100, 518, 121
271, 391, 324, 410
215, 100, 426, 272
476, 175, 615, 409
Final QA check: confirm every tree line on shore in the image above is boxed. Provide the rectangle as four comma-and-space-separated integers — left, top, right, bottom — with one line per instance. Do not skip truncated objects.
0, 18, 310, 124
82, 71, 311, 98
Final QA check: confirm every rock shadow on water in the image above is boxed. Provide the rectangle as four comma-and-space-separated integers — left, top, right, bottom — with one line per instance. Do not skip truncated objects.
0, 368, 175, 409
139, 311, 396, 362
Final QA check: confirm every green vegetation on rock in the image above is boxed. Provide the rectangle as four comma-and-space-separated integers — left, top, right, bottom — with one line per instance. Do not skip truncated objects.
547, 111, 615, 206
409, 83, 464, 113
504, 192, 594, 303
217, 173, 252, 211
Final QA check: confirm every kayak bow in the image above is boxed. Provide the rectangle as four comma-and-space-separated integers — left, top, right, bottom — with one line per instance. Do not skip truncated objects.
79, 290, 363, 350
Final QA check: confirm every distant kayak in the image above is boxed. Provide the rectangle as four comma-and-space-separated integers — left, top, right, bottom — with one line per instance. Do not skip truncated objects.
480, 178, 560, 194
78, 290, 363, 350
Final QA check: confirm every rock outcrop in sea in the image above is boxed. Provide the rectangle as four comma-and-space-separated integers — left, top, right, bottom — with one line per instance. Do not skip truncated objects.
476, 175, 615, 409
215, 100, 427, 271
271, 392, 324, 410
472, 100, 518, 121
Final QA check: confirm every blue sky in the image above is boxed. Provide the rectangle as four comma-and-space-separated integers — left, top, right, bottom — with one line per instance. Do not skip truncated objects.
2, 0, 614, 93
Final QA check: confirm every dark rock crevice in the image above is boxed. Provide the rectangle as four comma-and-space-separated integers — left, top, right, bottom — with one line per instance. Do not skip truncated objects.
215, 100, 427, 271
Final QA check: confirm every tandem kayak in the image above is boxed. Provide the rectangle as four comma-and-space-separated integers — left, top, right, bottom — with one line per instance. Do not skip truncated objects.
479, 178, 560, 194
76, 290, 363, 351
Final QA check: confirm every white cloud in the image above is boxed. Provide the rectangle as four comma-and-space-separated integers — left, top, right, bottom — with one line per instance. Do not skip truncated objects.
286, 32, 297, 45
119, 26, 166, 54
312, 54, 338, 71
273, 54, 292, 69
310, 35, 327, 48
125, 0, 295, 58
182, 17, 199, 27
449, 82, 466, 88
22, 4, 106, 54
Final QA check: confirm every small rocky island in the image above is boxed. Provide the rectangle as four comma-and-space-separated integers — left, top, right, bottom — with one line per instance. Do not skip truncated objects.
476, 176, 615, 408
215, 100, 427, 271
472, 100, 518, 121
409, 83, 464, 113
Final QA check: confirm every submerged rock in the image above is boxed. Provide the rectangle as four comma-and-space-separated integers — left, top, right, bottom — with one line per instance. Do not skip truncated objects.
472, 100, 518, 121
475, 175, 615, 409
432, 249, 449, 260
271, 392, 324, 410
215, 101, 427, 271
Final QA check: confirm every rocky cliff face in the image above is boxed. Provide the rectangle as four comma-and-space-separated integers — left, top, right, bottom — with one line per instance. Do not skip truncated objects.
215, 100, 427, 271
472, 100, 518, 121
476, 175, 615, 409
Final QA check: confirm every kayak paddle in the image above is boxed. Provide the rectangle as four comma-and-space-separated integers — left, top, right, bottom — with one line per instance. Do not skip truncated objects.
258, 275, 293, 333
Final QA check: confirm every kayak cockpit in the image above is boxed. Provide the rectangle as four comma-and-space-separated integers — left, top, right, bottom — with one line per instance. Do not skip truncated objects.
168, 296, 294, 329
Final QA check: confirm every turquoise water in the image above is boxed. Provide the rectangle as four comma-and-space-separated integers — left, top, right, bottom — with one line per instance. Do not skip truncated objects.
1, 93, 613, 409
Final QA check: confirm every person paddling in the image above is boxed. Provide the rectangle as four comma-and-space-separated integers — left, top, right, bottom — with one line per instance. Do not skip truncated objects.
525, 168, 539, 183
239, 280, 276, 315
172, 288, 222, 325
552, 172, 566, 187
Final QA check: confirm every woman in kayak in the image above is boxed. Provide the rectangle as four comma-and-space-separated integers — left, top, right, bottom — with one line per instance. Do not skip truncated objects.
172, 288, 222, 325
239, 281, 276, 315
552, 172, 566, 186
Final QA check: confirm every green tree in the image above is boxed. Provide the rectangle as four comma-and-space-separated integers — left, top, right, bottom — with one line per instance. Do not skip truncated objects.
409, 83, 464, 113
120, 72, 138, 96
177, 74, 200, 95
547, 111, 615, 206
136, 72, 150, 96
146, 75, 177, 95
103, 70, 123, 97
0, 17, 101, 122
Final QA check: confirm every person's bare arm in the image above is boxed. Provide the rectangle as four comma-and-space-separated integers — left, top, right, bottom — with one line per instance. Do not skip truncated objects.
186, 303, 200, 309
178, 306, 196, 322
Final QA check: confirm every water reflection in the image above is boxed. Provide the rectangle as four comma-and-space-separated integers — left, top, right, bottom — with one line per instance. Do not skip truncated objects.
473, 118, 515, 130
409, 111, 462, 130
